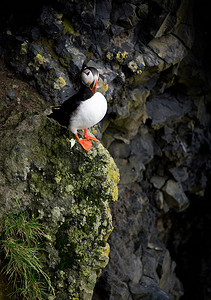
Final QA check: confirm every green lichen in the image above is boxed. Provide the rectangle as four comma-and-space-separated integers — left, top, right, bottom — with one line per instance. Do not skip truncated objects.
0, 113, 119, 299
63, 17, 79, 35
36, 37, 60, 63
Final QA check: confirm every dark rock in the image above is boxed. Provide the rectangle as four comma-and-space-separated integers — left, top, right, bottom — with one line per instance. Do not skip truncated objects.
140, 45, 164, 70
115, 157, 145, 185
154, 190, 165, 210
150, 175, 167, 189
129, 280, 170, 300
162, 179, 190, 212
130, 128, 160, 165
111, 3, 138, 29
10, 41, 75, 103
136, 3, 149, 19
109, 140, 131, 159
169, 167, 189, 183
54, 34, 86, 78
146, 92, 194, 129
148, 34, 188, 65
6, 88, 16, 100
95, 0, 112, 29
110, 25, 125, 36
30, 26, 40, 41
39, 6, 64, 37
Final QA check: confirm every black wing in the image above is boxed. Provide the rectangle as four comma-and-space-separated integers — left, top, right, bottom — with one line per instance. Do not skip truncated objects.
48, 86, 93, 127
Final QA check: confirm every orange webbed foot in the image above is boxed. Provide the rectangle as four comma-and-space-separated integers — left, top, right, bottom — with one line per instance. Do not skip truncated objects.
78, 138, 93, 151
84, 129, 100, 142
75, 133, 93, 151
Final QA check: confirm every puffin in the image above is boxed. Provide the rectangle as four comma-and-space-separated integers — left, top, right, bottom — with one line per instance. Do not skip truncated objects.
48, 65, 107, 151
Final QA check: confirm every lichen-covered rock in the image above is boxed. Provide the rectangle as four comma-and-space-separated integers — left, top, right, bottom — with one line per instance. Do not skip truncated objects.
0, 103, 119, 299
39, 6, 64, 37
9, 41, 75, 103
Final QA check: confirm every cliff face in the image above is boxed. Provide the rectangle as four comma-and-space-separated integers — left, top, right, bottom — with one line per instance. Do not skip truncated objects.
0, 63, 119, 299
0, 0, 211, 299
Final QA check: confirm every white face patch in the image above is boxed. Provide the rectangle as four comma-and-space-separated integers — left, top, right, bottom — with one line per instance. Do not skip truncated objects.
81, 69, 94, 86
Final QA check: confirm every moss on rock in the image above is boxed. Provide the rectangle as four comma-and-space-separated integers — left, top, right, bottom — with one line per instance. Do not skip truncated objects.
0, 108, 120, 299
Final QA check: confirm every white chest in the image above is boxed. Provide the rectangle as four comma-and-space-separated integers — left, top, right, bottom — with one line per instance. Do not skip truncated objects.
69, 92, 107, 133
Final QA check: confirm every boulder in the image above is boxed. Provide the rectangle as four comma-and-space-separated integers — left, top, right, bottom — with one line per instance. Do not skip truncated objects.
9, 41, 75, 103
0, 83, 119, 299
39, 6, 64, 37
163, 179, 190, 212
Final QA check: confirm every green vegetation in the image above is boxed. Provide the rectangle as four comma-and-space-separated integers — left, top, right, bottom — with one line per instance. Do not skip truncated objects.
0, 207, 54, 299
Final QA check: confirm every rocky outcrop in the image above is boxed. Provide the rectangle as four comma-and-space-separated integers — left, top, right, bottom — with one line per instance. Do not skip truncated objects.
0, 0, 211, 299
0, 65, 119, 299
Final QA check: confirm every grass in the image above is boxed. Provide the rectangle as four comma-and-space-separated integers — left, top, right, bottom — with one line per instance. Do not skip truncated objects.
0, 208, 54, 299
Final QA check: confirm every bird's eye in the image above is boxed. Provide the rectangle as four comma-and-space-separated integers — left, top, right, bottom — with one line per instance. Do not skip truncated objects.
81, 69, 93, 86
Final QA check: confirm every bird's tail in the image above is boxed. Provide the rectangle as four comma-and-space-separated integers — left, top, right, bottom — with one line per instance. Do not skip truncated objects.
48, 106, 69, 127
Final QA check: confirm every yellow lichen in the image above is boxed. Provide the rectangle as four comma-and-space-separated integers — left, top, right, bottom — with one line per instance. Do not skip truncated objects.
105, 150, 120, 201
54, 170, 62, 183
106, 52, 113, 60
105, 20, 111, 29
35, 54, 46, 65
116, 51, 128, 63
177, 16, 182, 23
98, 83, 109, 95
55, 12, 63, 25
103, 243, 110, 257
107, 160, 120, 201
99, 243, 110, 260
91, 129, 97, 135
94, 143, 119, 202
21, 41, 28, 55
104, 227, 114, 242
54, 77, 66, 90
116, 52, 121, 59
82, 268, 89, 277
55, 176, 61, 184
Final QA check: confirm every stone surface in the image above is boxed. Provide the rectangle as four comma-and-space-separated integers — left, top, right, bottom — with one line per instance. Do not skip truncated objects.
146, 92, 194, 129
162, 180, 190, 212
9, 42, 75, 103
0, 69, 119, 299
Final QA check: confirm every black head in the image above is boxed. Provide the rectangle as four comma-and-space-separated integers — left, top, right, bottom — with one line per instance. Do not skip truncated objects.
81, 66, 99, 93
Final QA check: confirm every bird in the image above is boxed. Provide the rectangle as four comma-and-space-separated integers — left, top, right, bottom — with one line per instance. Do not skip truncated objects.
48, 65, 107, 151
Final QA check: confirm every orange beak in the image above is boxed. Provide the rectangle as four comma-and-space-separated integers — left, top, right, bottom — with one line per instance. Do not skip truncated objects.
90, 78, 97, 94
